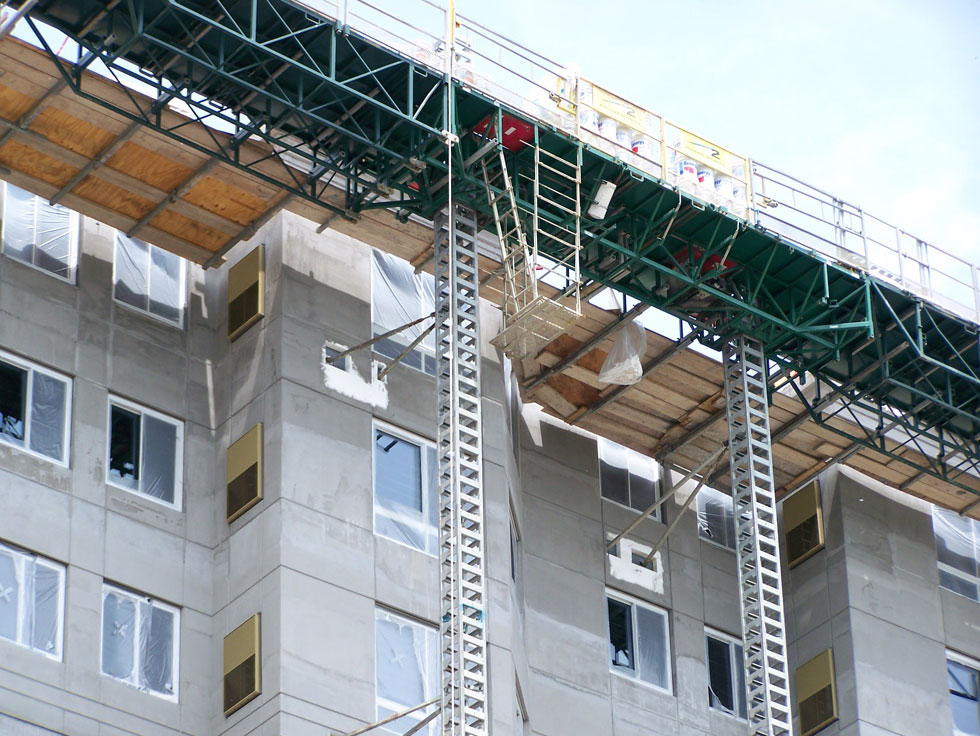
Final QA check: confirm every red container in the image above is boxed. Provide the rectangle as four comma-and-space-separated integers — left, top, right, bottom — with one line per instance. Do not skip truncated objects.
472, 113, 534, 153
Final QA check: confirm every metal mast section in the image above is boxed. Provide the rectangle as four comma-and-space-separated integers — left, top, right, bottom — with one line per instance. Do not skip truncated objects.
436, 4, 488, 736
722, 336, 792, 736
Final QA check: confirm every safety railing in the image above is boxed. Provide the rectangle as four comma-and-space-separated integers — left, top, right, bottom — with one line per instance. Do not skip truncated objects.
750, 162, 980, 324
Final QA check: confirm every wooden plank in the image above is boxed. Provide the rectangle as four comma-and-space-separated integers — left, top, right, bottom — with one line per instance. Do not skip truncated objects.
184, 176, 273, 227
29, 106, 116, 159
107, 141, 196, 193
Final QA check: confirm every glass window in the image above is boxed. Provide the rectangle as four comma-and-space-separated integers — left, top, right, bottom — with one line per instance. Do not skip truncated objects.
0, 350, 71, 465
0, 541, 65, 660
697, 486, 736, 550
706, 630, 747, 720
933, 507, 980, 602
375, 607, 439, 735
107, 398, 182, 508
101, 584, 178, 699
372, 250, 435, 375
949, 655, 980, 736
598, 438, 659, 515
2, 183, 79, 281
373, 424, 437, 555
606, 593, 670, 691
113, 231, 185, 325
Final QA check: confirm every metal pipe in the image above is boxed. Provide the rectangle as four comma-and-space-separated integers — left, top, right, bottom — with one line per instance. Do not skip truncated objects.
376, 322, 436, 380
0, 0, 36, 42
640, 451, 726, 566
341, 697, 439, 736
324, 312, 435, 365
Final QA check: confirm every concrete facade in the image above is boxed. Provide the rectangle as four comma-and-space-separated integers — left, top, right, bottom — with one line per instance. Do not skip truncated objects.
0, 200, 978, 736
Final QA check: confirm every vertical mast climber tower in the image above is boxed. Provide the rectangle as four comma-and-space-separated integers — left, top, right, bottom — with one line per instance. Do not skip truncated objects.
14, 1, 980, 735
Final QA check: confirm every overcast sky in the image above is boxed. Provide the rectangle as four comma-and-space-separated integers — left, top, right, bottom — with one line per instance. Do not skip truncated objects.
456, 0, 980, 260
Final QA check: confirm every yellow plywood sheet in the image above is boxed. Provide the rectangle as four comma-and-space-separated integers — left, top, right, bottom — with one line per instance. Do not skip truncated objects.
29, 107, 115, 159
152, 208, 229, 252
0, 82, 36, 120
108, 141, 195, 193
184, 176, 267, 225
0, 139, 77, 186
73, 175, 154, 220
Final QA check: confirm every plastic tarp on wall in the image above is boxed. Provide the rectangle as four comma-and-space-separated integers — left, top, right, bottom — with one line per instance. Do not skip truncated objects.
933, 507, 980, 600
697, 486, 736, 549
375, 607, 439, 735
372, 250, 435, 373
374, 429, 437, 554
102, 588, 176, 696
29, 372, 67, 461
114, 233, 183, 322
2, 183, 76, 279
0, 543, 63, 658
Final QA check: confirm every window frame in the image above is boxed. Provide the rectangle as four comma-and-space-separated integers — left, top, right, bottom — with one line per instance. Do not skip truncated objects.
100, 582, 180, 701
696, 485, 737, 552
0, 348, 72, 467
111, 230, 187, 328
705, 627, 747, 721
947, 649, 980, 736
933, 506, 980, 602
105, 395, 184, 510
374, 606, 440, 736
370, 249, 436, 376
605, 589, 672, 694
597, 437, 661, 519
1, 182, 80, 283
509, 498, 521, 585
372, 420, 437, 556
0, 540, 66, 661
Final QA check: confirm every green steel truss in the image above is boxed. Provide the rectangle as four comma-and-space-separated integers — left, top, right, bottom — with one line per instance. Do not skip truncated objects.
26, 0, 980, 499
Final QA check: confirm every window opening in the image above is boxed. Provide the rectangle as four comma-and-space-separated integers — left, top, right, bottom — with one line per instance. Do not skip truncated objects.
113, 231, 185, 325
0, 350, 71, 464
948, 654, 980, 736
598, 437, 659, 515
373, 423, 437, 555
606, 593, 670, 691
2, 182, 79, 280
933, 506, 980, 602
101, 583, 179, 699
375, 607, 439, 735
706, 629, 747, 719
0, 541, 65, 659
697, 486, 736, 550
107, 398, 182, 508
371, 249, 436, 375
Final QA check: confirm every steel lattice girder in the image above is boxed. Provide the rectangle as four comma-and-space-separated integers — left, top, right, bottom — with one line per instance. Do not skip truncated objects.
25, 0, 980, 495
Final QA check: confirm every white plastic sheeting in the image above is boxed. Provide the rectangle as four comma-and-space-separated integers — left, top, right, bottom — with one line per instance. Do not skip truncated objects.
0, 542, 65, 659
933, 507, 980, 601
113, 232, 184, 323
697, 486, 736, 549
108, 402, 182, 506
2, 183, 77, 280
371, 250, 435, 374
0, 355, 70, 463
101, 586, 177, 697
373, 427, 437, 555
29, 372, 67, 461
375, 607, 439, 736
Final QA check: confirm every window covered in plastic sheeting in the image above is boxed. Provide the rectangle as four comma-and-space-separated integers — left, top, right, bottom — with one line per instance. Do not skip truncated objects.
113, 232, 185, 325
107, 398, 183, 508
606, 593, 671, 691
0, 350, 71, 465
933, 506, 980, 602
948, 655, 980, 736
706, 630, 747, 720
598, 438, 659, 516
0, 541, 65, 660
372, 250, 436, 375
375, 607, 439, 736
101, 584, 179, 699
373, 424, 437, 555
697, 486, 736, 550
2, 183, 79, 281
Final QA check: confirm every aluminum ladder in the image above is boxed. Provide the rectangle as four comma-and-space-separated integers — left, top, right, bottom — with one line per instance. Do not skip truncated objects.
482, 145, 582, 360
434, 205, 488, 736
722, 336, 792, 736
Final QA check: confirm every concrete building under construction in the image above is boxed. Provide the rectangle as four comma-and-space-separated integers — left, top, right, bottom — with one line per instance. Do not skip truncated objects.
0, 2, 978, 736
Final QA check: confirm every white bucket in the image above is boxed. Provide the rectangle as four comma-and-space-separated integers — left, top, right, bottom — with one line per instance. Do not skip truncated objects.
714, 174, 735, 201
598, 116, 619, 142
676, 157, 697, 181
615, 125, 632, 150
632, 136, 656, 161
578, 86, 599, 132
